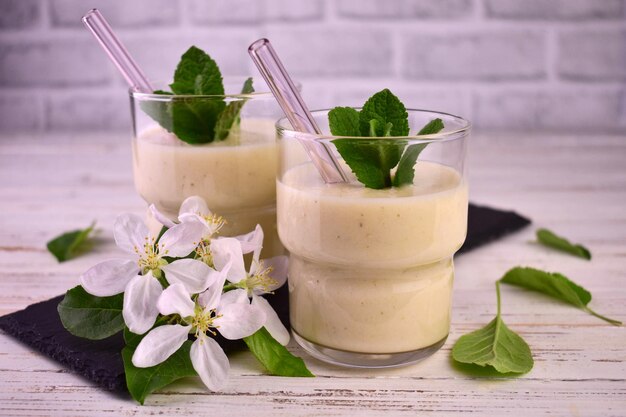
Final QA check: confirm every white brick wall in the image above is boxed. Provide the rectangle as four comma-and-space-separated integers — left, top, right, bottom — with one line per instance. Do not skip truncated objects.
0, 0, 624, 133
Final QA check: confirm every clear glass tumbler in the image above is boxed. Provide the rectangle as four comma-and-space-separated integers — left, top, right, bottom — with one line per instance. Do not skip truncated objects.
130, 78, 285, 256
277, 109, 470, 367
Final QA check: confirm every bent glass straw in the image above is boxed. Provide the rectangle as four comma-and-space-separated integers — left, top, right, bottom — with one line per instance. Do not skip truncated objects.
82, 9, 153, 93
248, 39, 348, 184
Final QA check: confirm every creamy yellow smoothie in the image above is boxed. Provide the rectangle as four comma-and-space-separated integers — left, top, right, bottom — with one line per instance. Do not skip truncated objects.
278, 161, 468, 353
133, 118, 282, 255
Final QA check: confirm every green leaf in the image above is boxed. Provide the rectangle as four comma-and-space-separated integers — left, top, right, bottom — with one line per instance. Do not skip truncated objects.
213, 77, 255, 141
57, 285, 124, 340
392, 143, 427, 187
359, 89, 409, 137
328, 107, 361, 136
123, 340, 197, 405
46, 222, 95, 262
334, 138, 405, 189
536, 228, 591, 260
452, 316, 534, 374
392, 118, 444, 187
452, 282, 534, 374
417, 118, 444, 135
139, 46, 227, 144
243, 327, 314, 377
500, 267, 621, 326
169, 46, 224, 96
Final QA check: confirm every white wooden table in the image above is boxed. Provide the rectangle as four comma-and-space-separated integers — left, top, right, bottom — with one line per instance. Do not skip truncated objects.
1, 133, 625, 416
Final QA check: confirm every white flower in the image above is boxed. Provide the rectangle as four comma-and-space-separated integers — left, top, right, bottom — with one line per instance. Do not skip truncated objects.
80, 213, 212, 334
211, 225, 290, 345
150, 196, 226, 241
132, 280, 265, 391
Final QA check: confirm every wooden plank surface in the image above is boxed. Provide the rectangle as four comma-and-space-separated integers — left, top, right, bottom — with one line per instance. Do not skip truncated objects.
1, 133, 625, 416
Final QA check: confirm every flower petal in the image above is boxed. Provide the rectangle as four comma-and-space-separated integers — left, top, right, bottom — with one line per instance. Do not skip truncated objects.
157, 283, 195, 318
123, 272, 163, 334
234, 224, 264, 255
80, 258, 139, 297
162, 259, 217, 294
158, 219, 204, 258
210, 237, 246, 283
149, 204, 176, 229
190, 333, 229, 391
258, 256, 288, 293
132, 324, 191, 368
179, 196, 211, 217
197, 267, 228, 311
252, 294, 290, 345
214, 300, 265, 340
114, 213, 150, 255
220, 288, 249, 306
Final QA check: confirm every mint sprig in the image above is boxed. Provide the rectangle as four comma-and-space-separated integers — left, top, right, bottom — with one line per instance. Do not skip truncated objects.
140, 46, 254, 144
328, 88, 444, 189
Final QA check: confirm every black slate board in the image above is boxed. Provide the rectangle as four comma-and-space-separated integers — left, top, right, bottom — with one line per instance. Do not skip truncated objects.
0, 203, 529, 393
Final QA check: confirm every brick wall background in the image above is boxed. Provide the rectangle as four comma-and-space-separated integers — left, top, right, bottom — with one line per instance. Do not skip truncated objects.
1, 0, 625, 134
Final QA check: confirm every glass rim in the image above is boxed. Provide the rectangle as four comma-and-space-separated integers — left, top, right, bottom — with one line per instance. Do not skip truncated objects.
128, 77, 294, 101
276, 108, 471, 143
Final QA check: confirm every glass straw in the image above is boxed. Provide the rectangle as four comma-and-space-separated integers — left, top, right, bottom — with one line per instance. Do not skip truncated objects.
82, 9, 153, 93
248, 38, 348, 184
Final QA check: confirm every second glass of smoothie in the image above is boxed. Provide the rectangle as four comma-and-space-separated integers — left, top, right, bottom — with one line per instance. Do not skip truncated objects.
277, 109, 470, 367
130, 79, 284, 256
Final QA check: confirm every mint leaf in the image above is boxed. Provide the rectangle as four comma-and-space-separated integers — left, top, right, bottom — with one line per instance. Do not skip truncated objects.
392, 143, 427, 187
139, 46, 230, 144
501, 267, 621, 326
169, 46, 224, 96
47, 222, 95, 262
334, 138, 405, 189
57, 285, 124, 340
359, 89, 409, 136
244, 327, 314, 377
123, 340, 196, 405
214, 77, 254, 141
329, 107, 360, 136
392, 118, 445, 187
417, 118, 444, 135
452, 282, 533, 374
536, 229, 591, 260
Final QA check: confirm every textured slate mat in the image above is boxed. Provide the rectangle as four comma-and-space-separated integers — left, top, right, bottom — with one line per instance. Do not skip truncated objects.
0, 203, 529, 393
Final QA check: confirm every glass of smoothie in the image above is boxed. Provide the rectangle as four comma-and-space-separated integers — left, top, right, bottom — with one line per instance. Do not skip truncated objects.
130, 78, 285, 256
277, 109, 470, 367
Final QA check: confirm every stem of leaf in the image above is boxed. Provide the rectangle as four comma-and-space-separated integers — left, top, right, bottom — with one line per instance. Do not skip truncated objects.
495, 280, 502, 318
584, 307, 622, 326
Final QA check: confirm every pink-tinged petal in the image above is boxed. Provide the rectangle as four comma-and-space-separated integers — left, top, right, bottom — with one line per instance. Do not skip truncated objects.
123, 272, 163, 334
252, 294, 290, 345
114, 213, 149, 255
214, 301, 265, 340
210, 237, 246, 283
259, 256, 288, 293
157, 283, 195, 318
190, 333, 229, 391
220, 288, 249, 306
233, 224, 264, 255
162, 259, 216, 294
80, 259, 139, 297
149, 204, 176, 229
158, 219, 204, 258
179, 196, 211, 217
132, 324, 191, 368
